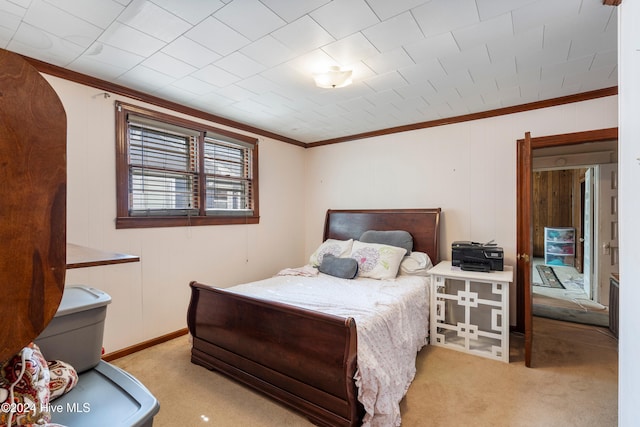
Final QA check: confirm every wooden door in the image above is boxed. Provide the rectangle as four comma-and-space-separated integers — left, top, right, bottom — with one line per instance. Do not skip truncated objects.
516, 127, 618, 368
517, 132, 533, 367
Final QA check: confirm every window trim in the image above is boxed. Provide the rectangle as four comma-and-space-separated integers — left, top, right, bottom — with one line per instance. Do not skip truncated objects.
115, 102, 259, 229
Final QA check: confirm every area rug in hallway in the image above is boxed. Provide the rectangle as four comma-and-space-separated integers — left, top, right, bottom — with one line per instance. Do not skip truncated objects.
533, 303, 609, 327
535, 264, 565, 288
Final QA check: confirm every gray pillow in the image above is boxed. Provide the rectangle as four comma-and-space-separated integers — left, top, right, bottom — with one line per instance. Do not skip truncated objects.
318, 254, 359, 279
360, 230, 413, 254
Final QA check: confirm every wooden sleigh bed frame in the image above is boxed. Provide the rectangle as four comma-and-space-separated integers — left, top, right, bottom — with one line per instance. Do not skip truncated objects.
187, 208, 441, 426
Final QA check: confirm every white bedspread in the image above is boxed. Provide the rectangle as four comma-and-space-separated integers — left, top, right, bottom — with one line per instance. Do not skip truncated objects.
227, 270, 430, 427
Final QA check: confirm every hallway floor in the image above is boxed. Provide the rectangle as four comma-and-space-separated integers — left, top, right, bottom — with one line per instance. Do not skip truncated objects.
531, 258, 609, 325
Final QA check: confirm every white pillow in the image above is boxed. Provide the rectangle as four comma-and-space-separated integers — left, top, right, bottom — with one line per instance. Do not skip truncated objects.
309, 239, 354, 267
350, 241, 407, 280
399, 251, 433, 276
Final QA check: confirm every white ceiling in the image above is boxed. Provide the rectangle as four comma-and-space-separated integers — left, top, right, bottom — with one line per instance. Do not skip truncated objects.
0, 0, 618, 144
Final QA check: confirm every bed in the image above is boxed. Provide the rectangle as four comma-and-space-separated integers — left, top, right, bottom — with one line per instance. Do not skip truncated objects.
187, 208, 441, 426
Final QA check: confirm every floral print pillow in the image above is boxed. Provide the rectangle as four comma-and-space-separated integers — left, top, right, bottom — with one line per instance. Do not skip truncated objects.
350, 241, 407, 279
309, 239, 354, 267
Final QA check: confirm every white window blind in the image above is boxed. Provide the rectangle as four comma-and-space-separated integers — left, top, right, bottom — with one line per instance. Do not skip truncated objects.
128, 120, 199, 216
204, 135, 254, 216
121, 109, 257, 222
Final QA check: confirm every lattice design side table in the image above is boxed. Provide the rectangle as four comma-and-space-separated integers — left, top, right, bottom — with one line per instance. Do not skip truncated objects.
428, 261, 514, 363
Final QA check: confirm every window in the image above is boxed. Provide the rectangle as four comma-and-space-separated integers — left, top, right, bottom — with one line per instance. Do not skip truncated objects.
115, 102, 259, 228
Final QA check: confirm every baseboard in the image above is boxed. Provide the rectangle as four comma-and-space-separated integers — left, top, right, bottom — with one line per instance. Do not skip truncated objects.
102, 328, 189, 361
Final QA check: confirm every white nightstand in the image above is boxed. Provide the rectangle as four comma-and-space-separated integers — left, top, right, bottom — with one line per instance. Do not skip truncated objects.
428, 260, 514, 363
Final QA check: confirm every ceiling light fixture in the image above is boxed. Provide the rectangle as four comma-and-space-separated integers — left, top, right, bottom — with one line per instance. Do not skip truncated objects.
313, 66, 353, 89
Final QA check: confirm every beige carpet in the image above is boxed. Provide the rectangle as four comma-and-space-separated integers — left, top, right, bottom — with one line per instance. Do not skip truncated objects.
112, 317, 618, 427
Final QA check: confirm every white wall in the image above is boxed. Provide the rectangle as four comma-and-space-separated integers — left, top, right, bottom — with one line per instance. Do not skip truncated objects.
44, 69, 621, 353
617, 1, 640, 424
45, 75, 307, 353
304, 97, 618, 325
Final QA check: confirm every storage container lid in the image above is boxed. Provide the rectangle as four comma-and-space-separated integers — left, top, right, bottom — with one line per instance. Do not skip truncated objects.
56, 285, 111, 316
52, 361, 159, 427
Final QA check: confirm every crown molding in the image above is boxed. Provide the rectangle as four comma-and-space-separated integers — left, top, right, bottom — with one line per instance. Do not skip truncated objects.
307, 87, 619, 148
19, 52, 306, 148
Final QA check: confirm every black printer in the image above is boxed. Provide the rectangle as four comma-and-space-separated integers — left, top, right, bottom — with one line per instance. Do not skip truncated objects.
452, 241, 504, 272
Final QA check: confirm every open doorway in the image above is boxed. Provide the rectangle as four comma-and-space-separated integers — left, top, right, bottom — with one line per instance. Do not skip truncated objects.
516, 128, 618, 367
530, 143, 617, 327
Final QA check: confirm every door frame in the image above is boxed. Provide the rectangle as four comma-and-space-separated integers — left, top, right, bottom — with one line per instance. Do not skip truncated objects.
516, 127, 618, 367
517, 132, 533, 367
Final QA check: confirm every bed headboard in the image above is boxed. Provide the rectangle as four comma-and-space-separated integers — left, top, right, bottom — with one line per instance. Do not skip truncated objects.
323, 208, 442, 263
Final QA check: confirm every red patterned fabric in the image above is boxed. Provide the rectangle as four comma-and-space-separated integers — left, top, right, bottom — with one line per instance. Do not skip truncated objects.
0, 343, 51, 426
47, 361, 78, 401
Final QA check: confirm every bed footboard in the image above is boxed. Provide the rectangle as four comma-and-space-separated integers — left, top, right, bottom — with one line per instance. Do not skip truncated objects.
187, 281, 363, 427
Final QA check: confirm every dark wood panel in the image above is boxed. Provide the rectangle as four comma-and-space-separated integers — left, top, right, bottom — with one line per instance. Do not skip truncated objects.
0, 48, 66, 361
532, 170, 574, 257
